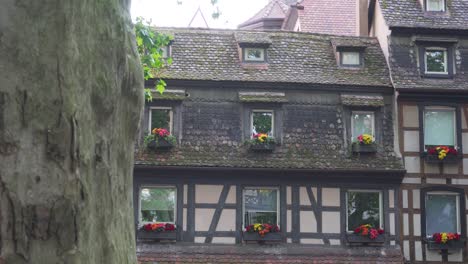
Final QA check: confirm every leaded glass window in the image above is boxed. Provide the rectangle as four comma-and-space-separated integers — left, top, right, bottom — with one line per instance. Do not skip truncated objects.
426, 0, 445, 12
252, 110, 274, 136
341, 51, 361, 66
425, 48, 448, 74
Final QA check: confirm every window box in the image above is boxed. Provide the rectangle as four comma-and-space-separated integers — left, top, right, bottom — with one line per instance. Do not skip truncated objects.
242, 231, 283, 243
147, 139, 174, 150
346, 233, 386, 244
425, 238, 465, 250
137, 229, 177, 241
352, 143, 377, 153
423, 153, 461, 164
249, 143, 275, 152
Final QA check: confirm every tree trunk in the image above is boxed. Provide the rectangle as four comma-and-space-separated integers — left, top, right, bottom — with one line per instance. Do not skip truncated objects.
0, 0, 143, 263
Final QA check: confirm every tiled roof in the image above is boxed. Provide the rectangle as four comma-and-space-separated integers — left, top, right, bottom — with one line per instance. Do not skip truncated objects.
157, 28, 392, 87
238, 0, 289, 28
137, 243, 404, 264
297, 0, 357, 36
378, 0, 468, 30
341, 94, 385, 106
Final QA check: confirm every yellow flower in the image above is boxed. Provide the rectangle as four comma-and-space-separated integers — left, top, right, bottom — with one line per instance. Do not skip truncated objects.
441, 232, 448, 244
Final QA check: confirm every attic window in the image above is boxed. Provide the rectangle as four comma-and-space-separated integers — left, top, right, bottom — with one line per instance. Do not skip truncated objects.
426, 0, 445, 12
340, 51, 361, 67
161, 46, 170, 58
243, 48, 266, 62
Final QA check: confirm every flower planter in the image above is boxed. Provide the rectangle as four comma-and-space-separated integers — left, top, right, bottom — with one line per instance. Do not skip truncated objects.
424, 154, 460, 164
249, 143, 275, 152
242, 231, 283, 242
137, 230, 177, 241
346, 234, 385, 244
147, 139, 174, 150
352, 143, 377, 153
426, 239, 465, 250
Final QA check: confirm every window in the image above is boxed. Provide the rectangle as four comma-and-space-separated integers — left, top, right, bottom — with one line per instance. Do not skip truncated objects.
139, 186, 176, 223
161, 46, 170, 58
341, 51, 361, 66
424, 107, 456, 147
426, 0, 445, 12
425, 48, 448, 74
148, 107, 173, 134
244, 48, 266, 62
351, 111, 374, 141
425, 192, 460, 237
251, 110, 274, 137
346, 190, 382, 231
243, 188, 279, 227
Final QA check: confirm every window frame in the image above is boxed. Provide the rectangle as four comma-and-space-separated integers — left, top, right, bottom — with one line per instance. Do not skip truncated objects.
425, 0, 446, 12
161, 45, 171, 59
138, 185, 177, 225
250, 109, 275, 138
418, 43, 454, 78
424, 191, 460, 238
148, 106, 173, 135
420, 186, 466, 239
243, 47, 267, 63
422, 106, 457, 149
340, 51, 362, 67
350, 111, 375, 142
345, 190, 383, 232
242, 187, 280, 228
424, 47, 448, 75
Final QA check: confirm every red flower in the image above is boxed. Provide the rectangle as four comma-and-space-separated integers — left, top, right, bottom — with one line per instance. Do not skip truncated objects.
428, 148, 437, 155
369, 228, 379, 239
354, 227, 362, 233
165, 223, 176, 231
448, 147, 458, 155
144, 224, 152, 231
377, 228, 385, 235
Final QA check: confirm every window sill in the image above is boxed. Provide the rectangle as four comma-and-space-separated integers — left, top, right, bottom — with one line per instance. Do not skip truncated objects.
346, 233, 386, 245
147, 139, 175, 151
352, 143, 377, 153
249, 143, 276, 152
421, 73, 452, 79
242, 231, 283, 243
424, 238, 465, 250
137, 229, 177, 241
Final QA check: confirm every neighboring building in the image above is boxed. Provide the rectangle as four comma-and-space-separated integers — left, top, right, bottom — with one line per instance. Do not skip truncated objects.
238, 0, 362, 36
369, 0, 468, 262
134, 28, 405, 263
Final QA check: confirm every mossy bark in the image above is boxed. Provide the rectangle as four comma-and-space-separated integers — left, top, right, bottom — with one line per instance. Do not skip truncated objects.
0, 0, 143, 263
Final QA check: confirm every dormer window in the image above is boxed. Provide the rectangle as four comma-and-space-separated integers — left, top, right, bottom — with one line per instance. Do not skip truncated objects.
243, 48, 266, 62
426, 0, 445, 12
161, 46, 170, 58
341, 51, 361, 66
425, 47, 447, 74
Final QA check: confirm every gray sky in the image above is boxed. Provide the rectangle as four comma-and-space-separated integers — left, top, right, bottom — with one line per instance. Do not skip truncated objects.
131, 0, 269, 29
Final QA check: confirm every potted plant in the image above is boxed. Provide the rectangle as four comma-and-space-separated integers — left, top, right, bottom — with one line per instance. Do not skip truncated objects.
243, 223, 282, 243
426, 232, 464, 250
137, 222, 177, 240
245, 133, 276, 151
145, 128, 176, 150
423, 146, 460, 164
352, 134, 377, 153
347, 224, 385, 244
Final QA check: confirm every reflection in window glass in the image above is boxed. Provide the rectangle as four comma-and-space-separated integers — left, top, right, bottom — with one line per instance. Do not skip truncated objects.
150, 108, 172, 133
347, 191, 381, 231
426, 0, 445, 11
425, 48, 447, 73
244, 48, 265, 62
140, 187, 176, 223
243, 188, 278, 227
352, 112, 374, 141
341, 52, 360, 66
252, 111, 273, 136
426, 193, 459, 236
424, 108, 455, 146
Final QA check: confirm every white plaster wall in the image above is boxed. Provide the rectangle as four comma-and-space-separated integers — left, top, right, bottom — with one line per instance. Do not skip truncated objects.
300, 211, 317, 232
424, 162, 439, 174
403, 240, 410, 261
426, 246, 442, 261
195, 208, 215, 231
329, 239, 340, 245
286, 186, 291, 205
403, 213, 409, 235
462, 132, 468, 154
404, 131, 419, 152
287, 210, 292, 232
402, 105, 419, 127
443, 164, 459, 175
216, 209, 236, 231
426, 178, 446, 184
413, 214, 421, 236
389, 213, 395, 235
322, 188, 340, 207
183, 208, 187, 230
464, 159, 468, 174
195, 185, 223, 203
322, 212, 340, 233
402, 190, 408, 208
463, 108, 467, 129
389, 190, 394, 208
405, 157, 420, 173
413, 189, 420, 209
402, 177, 421, 184
300, 238, 323, 245
299, 187, 311, 206
225, 185, 236, 204
370, 0, 391, 63
415, 241, 423, 261
195, 237, 205, 243
184, 184, 188, 204
212, 237, 236, 244
448, 250, 463, 262
453, 179, 468, 185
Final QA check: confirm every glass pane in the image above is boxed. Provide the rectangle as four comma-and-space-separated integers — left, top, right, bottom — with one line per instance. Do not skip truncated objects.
342, 52, 360, 65
252, 111, 273, 136
244, 189, 278, 226
140, 187, 176, 223
427, 0, 444, 11
151, 109, 171, 132
426, 49, 446, 73
245, 48, 264, 61
352, 113, 374, 140
347, 192, 380, 231
426, 194, 458, 235
424, 109, 455, 146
